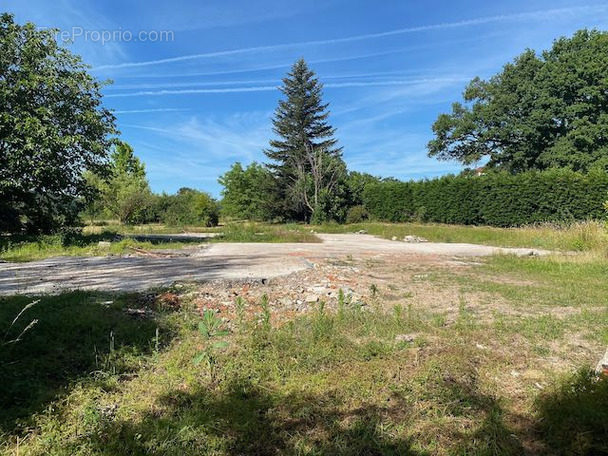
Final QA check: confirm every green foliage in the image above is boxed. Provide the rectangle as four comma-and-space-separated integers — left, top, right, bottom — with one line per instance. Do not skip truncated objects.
194, 310, 229, 380
85, 140, 157, 225
218, 162, 279, 221
198, 310, 230, 340
264, 59, 347, 222
159, 188, 219, 227
0, 13, 117, 233
87, 145, 220, 227
537, 370, 608, 455
346, 171, 380, 206
345, 205, 369, 224
363, 169, 608, 227
429, 29, 608, 173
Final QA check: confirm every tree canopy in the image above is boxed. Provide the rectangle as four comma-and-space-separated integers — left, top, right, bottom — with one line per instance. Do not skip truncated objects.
0, 13, 117, 233
264, 59, 347, 222
90, 140, 155, 225
218, 162, 279, 221
428, 29, 608, 173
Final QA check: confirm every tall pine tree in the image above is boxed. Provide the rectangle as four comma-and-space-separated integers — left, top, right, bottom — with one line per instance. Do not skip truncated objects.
265, 59, 346, 222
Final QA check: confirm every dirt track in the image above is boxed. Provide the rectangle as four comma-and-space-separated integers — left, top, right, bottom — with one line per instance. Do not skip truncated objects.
0, 234, 548, 295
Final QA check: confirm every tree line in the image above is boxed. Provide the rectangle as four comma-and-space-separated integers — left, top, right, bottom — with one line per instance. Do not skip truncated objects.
220, 30, 608, 226
83, 141, 219, 226
2, 11, 608, 234
362, 169, 608, 227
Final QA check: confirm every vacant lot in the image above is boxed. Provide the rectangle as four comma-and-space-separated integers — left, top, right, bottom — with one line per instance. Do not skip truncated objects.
0, 233, 548, 295
1, 225, 607, 455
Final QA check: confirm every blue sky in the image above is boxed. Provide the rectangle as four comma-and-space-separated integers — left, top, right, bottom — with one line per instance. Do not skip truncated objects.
5, 1, 608, 196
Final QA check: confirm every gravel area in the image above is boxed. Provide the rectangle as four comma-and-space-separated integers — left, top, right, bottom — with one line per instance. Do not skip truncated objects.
0, 234, 549, 295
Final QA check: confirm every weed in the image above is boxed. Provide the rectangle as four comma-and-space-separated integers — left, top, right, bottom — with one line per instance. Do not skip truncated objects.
193, 310, 230, 380
259, 293, 271, 332
393, 303, 403, 320
235, 296, 246, 330
1, 300, 39, 348
369, 283, 378, 298
198, 309, 229, 340
312, 301, 334, 342
337, 288, 346, 320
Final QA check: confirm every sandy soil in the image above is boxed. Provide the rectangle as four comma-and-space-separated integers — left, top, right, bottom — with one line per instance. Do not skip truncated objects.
0, 234, 548, 295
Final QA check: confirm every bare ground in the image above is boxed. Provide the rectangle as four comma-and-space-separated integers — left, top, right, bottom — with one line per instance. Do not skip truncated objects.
0, 233, 548, 295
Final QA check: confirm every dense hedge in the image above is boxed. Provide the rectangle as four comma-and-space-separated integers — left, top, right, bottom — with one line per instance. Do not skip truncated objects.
362, 169, 608, 227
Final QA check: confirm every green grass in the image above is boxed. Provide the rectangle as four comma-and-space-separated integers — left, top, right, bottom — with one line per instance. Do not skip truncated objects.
2, 248, 608, 455
0, 291, 182, 430
1, 222, 607, 453
0, 232, 205, 262
1, 223, 319, 262
310, 220, 608, 252
212, 222, 320, 243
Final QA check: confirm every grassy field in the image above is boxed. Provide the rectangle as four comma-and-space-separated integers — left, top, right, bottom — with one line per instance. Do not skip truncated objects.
1, 245, 607, 454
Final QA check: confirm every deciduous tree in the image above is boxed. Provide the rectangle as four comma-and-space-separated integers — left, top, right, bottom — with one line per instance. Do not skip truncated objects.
428, 30, 608, 173
0, 13, 117, 233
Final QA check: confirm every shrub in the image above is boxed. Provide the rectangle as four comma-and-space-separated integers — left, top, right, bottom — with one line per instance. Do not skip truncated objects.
345, 205, 369, 224
159, 188, 219, 227
363, 169, 608, 227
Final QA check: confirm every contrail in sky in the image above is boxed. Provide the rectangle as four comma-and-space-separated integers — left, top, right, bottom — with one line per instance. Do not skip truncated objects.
95, 5, 607, 70
105, 77, 469, 97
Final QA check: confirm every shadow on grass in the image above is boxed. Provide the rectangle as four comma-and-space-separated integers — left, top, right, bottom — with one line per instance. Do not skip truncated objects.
535, 369, 608, 455
57, 371, 530, 455
61, 379, 421, 456
0, 291, 176, 433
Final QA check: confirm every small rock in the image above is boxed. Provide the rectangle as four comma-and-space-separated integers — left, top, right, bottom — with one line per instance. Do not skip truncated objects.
391, 236, 398, 241
596, 347, 608, 375
305, 294, 319, 303
278, 297, 292, 307
403, 235, 429, 243
311, 285, 329, 294
356, 230, 368, 234
395, 334, 416, 343
510, 370, 520, 377
475, 343, 489, 350
98, 241, 112, 248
